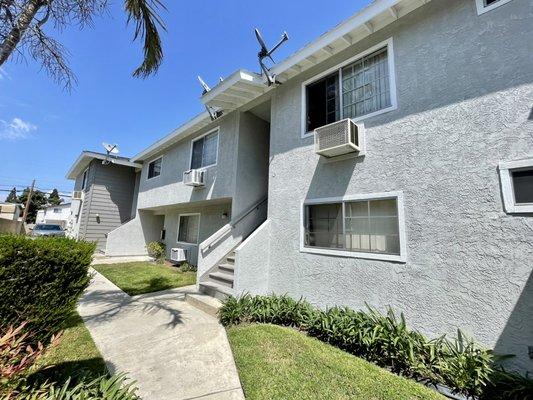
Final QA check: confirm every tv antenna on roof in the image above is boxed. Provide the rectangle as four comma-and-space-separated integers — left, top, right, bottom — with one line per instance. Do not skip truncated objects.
255, 28, 289, 86
197, 75, 223, 121
102, 142, 119, 165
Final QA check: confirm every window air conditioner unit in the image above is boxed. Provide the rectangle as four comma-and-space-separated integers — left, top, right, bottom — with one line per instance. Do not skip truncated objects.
72, 191, 84, 200
170, 247, 187, 262
314, 118, 361, 158
183, 169, 205, 187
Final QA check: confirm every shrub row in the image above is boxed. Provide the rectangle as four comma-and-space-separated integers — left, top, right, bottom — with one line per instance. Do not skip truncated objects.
219, 294, 532, 400
0, 235, 95, 342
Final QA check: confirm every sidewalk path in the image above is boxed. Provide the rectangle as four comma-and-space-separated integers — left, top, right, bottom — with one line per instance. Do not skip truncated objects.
77, 270, 244, 400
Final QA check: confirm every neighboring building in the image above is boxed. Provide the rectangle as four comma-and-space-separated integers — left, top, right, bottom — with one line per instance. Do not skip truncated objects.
65, 151, 141, 251
96, 0, 531, 373
36, 203, 71, 228
0, 202, 22, 221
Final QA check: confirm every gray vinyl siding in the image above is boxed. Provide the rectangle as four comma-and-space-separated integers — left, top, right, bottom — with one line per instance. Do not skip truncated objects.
79, 160, 137, 251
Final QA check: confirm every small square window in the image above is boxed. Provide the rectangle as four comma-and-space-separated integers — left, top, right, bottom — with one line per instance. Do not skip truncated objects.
499, 159, 533, 213
148, 157, 162, 179
475, 0, 513, 15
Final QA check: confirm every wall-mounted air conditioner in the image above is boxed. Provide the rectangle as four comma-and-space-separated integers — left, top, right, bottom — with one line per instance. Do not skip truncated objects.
314, 118, 362, 158
72, 191, 84, 200
183, 169, 205, 187
170, 247, 187, 262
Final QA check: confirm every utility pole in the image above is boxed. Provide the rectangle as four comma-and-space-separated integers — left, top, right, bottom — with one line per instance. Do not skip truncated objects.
21, 180, 35, 223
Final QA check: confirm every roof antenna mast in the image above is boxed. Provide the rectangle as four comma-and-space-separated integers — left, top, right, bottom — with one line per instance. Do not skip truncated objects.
197, 75, 223, 121
254, 28, 289, 86
102, 142, 119, 165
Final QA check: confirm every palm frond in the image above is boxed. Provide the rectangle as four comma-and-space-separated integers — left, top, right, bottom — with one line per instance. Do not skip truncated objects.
124, 0, 166, 77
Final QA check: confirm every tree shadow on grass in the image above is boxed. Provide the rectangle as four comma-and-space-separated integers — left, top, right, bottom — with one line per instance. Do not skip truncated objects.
27, 358, 108, 386
122, 276, 174, 296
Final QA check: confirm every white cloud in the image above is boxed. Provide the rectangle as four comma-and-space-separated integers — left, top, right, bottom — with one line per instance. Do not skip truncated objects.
0, 117, 37, 140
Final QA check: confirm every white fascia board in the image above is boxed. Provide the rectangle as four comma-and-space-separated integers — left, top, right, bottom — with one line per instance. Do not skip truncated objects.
66, 151, 142, 180
270, 0, 403, 77
131, 111, 212, 162
201, 70, 264, 106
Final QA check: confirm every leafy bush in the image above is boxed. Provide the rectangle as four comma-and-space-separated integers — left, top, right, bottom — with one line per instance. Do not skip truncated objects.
219, 294, 510, 399
146, 242, 165, 263
482, 368, 533, 400
178, 262, 197, 272
0, 235, 95, 342
14, 373, 139, 400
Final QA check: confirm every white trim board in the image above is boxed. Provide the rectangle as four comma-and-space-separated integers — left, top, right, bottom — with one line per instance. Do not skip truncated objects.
498, 158, 533, 214
300, 191, 407, 263
475, 0, 513, 15
300, 37, 397, 139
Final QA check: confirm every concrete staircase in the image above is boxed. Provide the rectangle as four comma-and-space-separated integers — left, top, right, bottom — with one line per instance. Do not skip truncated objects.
198, 251, 236, 300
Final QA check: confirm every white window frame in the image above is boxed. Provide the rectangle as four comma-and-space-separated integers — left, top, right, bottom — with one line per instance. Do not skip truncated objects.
176, 212, 201, 245
300, 191, 407, 262
147, 156, 163, 180
499, 158, 533, 214
189, 127, 220, 170
301, 37, 398, 139
81, 168, 89, 190
475, 0, 513, 15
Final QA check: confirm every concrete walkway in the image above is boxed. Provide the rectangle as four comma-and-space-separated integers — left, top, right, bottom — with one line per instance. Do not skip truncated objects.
77, 271, 244, 400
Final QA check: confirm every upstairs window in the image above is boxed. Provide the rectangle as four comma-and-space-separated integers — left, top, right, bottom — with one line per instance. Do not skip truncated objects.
303, 39, 396, 136
81, 168, 89, 190
177, 214, 200, 244
475, 0, 513, 14
302, 192, 406, 262
191, 130, 219, 169
148, 157, 162, 179
499, 159, 533, 213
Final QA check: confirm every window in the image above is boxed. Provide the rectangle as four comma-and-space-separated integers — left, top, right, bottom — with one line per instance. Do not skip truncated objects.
81, 168, 88, 190
53, 208, 61, 213
302, 38, 396, 136
475, 0, 513, 14
302, 192, 406, 262
499, 159, 533, 213
191, 129, 219, 169
148, 157, 162, 179
177, 214, 200, 244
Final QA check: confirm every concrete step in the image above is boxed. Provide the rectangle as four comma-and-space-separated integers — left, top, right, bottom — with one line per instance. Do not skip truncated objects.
226, 256, 235, 264
208, 272, 234, 288
199, 282, 233, 301
218, 263, 235, 273
185, 292, 222, 318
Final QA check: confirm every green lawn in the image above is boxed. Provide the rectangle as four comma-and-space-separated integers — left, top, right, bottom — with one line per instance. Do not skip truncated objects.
30, 310, 106, 383
227, 324, 446, 400
93, 262, 196, 296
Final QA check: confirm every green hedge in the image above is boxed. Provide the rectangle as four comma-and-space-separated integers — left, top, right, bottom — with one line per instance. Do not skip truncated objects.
219, 294, 532, 400
0, 235, 95, 341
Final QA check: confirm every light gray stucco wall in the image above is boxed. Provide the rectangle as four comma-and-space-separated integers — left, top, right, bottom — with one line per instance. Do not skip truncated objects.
162, 201, 232, 266
232, 112, 270, 217
261, 0, 533, 373
136, 114, 238, 210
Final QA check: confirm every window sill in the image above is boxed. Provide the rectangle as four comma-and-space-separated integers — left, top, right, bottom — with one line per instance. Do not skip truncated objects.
504, 204, 533, 214
300, 246, 406, 263
176, 241, 199, 246
301, 105, 397, 139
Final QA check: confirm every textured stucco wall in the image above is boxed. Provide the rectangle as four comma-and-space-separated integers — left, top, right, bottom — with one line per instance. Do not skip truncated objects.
162, 201, 231, 265
234, 219, 271, 295
232, 112, 270, 217
262, 0, 533, 373
136, 114, 238, 210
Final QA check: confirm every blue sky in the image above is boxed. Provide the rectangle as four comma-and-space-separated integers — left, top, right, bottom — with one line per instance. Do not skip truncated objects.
0, 0, 369, 200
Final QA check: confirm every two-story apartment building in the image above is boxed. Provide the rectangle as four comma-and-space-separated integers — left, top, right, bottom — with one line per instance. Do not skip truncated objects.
99, 0, 532, 374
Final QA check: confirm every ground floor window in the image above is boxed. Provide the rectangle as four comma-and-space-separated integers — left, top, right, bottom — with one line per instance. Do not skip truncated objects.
499, 159, 533, 214
302, 192, 406, 262
177, 214, 200, 244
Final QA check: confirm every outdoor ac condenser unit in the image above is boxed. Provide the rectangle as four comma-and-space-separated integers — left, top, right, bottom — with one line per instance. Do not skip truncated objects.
72, 191, 84, 200
183, 169, 205, 187
170, 248, 187, 262
314, 118, 361, 158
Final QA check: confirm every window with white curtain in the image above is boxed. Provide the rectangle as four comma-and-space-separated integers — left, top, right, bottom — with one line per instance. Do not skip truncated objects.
303, 192, 405, 261
177, 214, 200, 244
304, 40, 395, 134
191, 130, 218, 169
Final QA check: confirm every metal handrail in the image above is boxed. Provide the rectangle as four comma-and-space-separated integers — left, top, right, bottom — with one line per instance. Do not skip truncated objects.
200, 196, 267, 251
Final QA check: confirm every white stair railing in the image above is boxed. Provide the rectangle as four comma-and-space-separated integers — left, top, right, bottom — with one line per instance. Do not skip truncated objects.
197, 197, 267, 280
